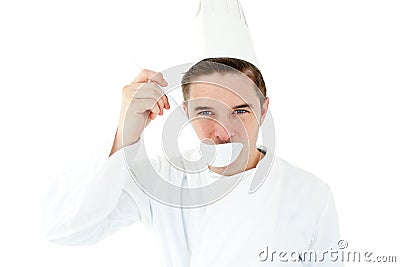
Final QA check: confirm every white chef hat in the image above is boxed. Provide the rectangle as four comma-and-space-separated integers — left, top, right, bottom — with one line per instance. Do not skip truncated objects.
191, 0, 259, 67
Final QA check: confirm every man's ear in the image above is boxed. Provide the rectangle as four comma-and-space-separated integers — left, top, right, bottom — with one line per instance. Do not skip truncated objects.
182, 101, 189, 117
259, 97, 269, 125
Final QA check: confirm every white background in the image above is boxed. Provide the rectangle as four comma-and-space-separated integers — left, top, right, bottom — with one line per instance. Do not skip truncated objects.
0, 0, 399, 266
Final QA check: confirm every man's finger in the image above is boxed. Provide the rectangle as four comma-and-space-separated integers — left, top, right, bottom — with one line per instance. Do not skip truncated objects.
133, 98, 160, 113
134, 81, 165, 100
148, 72, 168, 87
156, 98, 165, 115
162, 94, 170, 109
150, 104, 161, 119
132, 69, 168, 87
132, 69, 157, 83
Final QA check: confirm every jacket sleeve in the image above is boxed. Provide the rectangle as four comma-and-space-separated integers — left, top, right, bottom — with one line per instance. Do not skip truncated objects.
41, 131, 153, 246
303, 186, 344, 267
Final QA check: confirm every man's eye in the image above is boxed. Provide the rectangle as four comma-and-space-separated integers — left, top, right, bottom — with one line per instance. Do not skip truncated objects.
198, 111, 213, 116
234, 109, 249, 114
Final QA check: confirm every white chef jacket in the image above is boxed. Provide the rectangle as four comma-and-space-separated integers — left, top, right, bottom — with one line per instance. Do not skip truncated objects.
41, 134, 343, 267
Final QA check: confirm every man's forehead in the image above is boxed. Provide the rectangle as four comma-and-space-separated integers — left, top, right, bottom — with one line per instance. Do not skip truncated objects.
187, 73, 260, 105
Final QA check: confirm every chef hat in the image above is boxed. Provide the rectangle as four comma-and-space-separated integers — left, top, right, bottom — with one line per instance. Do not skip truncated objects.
191, 0, 259, 67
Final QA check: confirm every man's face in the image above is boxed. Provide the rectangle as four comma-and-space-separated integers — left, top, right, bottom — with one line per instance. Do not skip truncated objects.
182, 72, 269, 156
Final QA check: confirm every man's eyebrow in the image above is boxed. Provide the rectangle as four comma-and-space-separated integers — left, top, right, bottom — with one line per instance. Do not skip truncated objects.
193, 106, 215, 111
232, 103, 252, 109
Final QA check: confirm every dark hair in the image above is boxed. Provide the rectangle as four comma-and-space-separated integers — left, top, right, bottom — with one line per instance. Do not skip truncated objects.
181, 57, 267, 101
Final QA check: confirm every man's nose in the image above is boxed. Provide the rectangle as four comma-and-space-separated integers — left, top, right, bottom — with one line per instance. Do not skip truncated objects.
213, 119, 235, 143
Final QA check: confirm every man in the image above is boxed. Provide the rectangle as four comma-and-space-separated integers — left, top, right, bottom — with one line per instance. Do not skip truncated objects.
110, 58, 268, 175
42, 57, 343, 267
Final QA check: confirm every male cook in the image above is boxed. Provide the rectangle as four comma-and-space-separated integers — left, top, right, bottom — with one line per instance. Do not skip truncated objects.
43, 57, 343, 267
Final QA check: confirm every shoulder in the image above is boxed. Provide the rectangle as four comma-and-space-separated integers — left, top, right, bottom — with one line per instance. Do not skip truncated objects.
273, 156, 330, 192
270, 155, 333, 215
265, 156, 341, 250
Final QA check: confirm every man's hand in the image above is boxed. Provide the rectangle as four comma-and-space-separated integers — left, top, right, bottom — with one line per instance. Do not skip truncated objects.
109, 69, 169, 156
